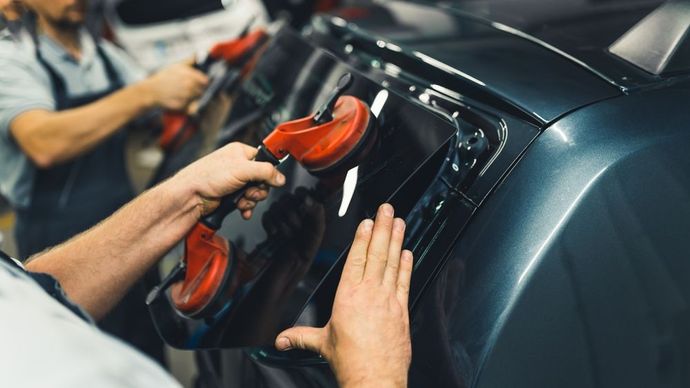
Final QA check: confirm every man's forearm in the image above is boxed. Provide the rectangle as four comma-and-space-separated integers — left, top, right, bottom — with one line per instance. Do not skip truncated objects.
23, 141, 285, 320
11, 81, 156, 168
25, 175, 204, 320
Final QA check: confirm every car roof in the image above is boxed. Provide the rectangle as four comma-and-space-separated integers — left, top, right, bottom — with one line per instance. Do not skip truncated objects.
431, 0, 689, 88
321, 0, 688, 123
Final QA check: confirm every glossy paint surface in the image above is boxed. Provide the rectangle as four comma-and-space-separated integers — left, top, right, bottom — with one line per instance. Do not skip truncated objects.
147, 2, 690, 387
316, 1, 625, 122
432, 81, 690, 388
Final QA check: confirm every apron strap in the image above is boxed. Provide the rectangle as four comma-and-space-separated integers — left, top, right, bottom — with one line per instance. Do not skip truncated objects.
34, 43, 68, 103
95, 43, 124, 89
31, 31, 125, 103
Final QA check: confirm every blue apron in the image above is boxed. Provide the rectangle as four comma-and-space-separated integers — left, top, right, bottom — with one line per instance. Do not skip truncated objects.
14, 40, 133, 258
13, 34, 166, 367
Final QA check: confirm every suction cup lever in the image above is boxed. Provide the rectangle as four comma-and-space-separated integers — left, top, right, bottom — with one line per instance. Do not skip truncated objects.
146, 260, 186, 305
238, 16, 256, 38
313, 73, 354, 124
200, 72, 358, 230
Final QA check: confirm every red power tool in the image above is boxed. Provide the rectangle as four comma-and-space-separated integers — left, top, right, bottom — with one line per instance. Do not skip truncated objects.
151, 73, 377, 318
158, 27, 269, 153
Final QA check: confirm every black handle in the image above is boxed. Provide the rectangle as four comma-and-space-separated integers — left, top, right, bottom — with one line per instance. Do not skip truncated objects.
146, 260, 186, 305
201, 146, 281, 230
313, 73, 353, 124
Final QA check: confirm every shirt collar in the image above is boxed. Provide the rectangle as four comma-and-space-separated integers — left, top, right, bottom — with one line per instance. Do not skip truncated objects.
37, 28, 97, 69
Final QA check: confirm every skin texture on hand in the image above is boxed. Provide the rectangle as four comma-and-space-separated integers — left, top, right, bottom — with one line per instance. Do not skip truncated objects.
275, 204, 413, 388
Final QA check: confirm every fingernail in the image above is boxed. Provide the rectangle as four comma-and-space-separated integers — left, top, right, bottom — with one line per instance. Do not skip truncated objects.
277, 337, 292, 351
362, 219, 374, 232
394, 218, 406, 231
276, 173, 286, 185
402, 250, 413, 262
380, 203, 394, 217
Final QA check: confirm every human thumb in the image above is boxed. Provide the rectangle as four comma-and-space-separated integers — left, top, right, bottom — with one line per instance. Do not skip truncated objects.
275, 326, 324, 353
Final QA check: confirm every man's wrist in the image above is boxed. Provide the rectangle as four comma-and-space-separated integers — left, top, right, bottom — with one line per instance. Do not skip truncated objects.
158, 173, 206, 220
130, 79, 158, 111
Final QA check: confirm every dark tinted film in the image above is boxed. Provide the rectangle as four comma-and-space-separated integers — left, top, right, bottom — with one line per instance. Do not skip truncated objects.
116, 0, 223, 25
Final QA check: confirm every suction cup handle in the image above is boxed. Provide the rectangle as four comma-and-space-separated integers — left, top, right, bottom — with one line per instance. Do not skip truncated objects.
146, 261, 186, 305
201, 146, 281, 230
238, 16, 256, 38
313, 73, 354, 124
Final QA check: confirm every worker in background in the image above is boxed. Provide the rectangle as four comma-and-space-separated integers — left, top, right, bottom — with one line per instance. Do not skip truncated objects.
0, 0, 208, 364
0, 142, 413, 388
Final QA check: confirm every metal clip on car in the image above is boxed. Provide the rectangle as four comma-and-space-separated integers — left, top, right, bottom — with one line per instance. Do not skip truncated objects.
154, 72, 377, 318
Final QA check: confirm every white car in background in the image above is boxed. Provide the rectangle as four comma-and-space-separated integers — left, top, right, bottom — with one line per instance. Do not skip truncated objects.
104, 0, 269, 72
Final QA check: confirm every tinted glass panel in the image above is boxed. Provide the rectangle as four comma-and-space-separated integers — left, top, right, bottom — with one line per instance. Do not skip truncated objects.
116, 0, 223, 25
148, 28, 457, 349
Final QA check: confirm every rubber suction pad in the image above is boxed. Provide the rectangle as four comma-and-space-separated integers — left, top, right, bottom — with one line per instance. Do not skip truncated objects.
263, 96, 376, 173
171, 223, 232, 317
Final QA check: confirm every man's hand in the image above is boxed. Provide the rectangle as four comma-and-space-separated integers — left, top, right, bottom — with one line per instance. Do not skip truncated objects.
275, 204, 413, 388
26, 142, 285, 318
173, 142, 286, 220
140, 63, 209, 111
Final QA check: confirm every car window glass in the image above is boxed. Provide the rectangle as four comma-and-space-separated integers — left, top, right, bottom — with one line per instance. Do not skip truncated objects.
116, 0, 223, 25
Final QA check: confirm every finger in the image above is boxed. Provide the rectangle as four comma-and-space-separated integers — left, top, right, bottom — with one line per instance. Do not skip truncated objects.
244, 186, 260, 198
236, 198, 257, 210
241, 209, 252, 220
382, 218, 405, 288
275, 326, 325, 354
362, 203, 395, 282
186, 100, 200, 115
244, 187, 269, 202
396, 250, 414, 307
188, 67, 209, 85
341, 219, 373, 283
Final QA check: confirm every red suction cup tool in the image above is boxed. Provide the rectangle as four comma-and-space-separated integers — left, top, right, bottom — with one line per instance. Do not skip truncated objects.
170, 223, 231, 317
263, 90, 373, 172
158, 26, 269, 153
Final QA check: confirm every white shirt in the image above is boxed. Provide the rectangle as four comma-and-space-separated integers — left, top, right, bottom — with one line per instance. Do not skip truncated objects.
0, 259, 181, 387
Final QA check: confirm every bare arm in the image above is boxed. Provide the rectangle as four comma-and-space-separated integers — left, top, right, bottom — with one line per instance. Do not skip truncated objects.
25, 142, 285, 320
10, 63, 208, 168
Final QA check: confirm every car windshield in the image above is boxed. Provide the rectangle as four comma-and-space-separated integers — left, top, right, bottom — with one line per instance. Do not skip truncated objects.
115, 0, 224, 25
